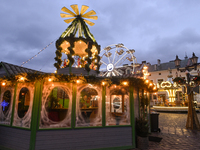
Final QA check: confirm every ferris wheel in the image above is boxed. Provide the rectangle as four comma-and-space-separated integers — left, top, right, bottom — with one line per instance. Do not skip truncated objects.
99, 43, 136, 77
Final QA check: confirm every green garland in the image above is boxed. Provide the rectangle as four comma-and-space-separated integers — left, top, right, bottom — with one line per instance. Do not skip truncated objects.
0, 73, 156, 92
54, 37, 100, 72
173, 77, 186, 84
54, 17, 100, 74
193, 76, 200, 83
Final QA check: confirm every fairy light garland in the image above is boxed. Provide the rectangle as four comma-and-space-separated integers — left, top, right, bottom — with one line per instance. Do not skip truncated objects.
21, 41, 55, 66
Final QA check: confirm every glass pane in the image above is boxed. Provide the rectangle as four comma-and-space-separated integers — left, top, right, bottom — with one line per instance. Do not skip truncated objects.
106, 87, 130, 126
18, 87, 30, 118
46, 87, 70, 122
2, 90, 11, 115
76, 87, 101, 127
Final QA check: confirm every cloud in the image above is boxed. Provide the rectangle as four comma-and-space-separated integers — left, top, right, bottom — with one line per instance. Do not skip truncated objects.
143, 28, 200, 64
1, 0, 200, 73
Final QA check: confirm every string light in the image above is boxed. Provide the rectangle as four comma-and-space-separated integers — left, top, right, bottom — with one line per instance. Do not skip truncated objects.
102, 82, 106, 86
21, 41, 54, 66
76, 80, 80, 84
160, 81, 172, 88
122, 81, 128, 86
2, 82, 6, 86
20, 77, 25, 81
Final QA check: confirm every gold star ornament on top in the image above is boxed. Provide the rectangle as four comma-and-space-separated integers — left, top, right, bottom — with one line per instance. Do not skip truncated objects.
60, 4, 98, 26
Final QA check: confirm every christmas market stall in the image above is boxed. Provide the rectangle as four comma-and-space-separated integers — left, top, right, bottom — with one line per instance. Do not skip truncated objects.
0, 72, 156, 150
0, 5, 156, 150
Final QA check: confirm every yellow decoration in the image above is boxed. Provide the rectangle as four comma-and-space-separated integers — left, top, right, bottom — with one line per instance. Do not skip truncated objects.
122, 81, 128, 86
60, 5, 98, 26
160, 81, 172, 88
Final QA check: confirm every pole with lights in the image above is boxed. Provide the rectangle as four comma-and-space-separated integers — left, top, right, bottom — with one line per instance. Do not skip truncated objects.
174, 53, 200, 130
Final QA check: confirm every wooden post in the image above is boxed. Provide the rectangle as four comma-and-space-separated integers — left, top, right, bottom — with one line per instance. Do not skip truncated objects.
102, 85, 106, 127
10, 83, 18, 126
29, 81, 42, 150
130, 85, 135, 148
71, 83, 77, 128
148, 92, 151, 133
186, 86, 200, 130
137, 88, 140, 118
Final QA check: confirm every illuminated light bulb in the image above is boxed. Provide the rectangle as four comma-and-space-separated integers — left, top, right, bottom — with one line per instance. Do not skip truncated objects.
76, 65, 78, 68
48, 78, 52, 82
145, 80, 149, 83
102, 82, 106, 86
153, 86, 157, 90
149, 83, 153, 86
54, 70, 57, 73
2, 82, 6, 86
79, 41, 82, 44
76, 80, 80, 84
20, 77, 24, 81
123, 82, 128, 86
143, 66, 148, 70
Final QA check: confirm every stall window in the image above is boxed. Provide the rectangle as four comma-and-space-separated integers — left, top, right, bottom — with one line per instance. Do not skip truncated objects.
76, 87, 100, 127
2, 90, 11, 115
106, 87, 130, 126
18, 87, 30, 118
40, 85, 71, 129
46, 87, 70, 122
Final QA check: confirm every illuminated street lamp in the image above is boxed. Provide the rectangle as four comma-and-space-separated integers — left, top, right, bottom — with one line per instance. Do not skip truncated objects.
174, 52, 200, 130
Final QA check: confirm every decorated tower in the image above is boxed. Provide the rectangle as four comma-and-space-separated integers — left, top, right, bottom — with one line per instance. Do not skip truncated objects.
54, 5, 101, 75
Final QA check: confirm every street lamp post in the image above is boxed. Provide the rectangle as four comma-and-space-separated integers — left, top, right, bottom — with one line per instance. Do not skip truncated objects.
174, 53, 200, 130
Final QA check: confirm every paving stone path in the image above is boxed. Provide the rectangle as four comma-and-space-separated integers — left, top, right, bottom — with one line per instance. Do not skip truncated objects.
147, 112, 200, 150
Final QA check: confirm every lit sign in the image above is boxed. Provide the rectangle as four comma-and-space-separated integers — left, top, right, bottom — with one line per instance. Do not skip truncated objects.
0, 100, 9, 111
160, 81, 172, 88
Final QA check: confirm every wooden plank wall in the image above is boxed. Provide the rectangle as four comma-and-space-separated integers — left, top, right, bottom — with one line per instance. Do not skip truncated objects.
35, 127, 132, 150
0, 126, 31, 150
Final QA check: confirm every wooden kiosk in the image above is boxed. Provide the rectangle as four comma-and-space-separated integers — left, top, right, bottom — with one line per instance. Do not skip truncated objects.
0, 5, 156, 150
0, 72, 155, 150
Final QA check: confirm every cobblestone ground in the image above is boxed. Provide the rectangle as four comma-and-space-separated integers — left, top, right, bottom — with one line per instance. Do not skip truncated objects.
159, 112, 200, 128
147, 112, 200, 150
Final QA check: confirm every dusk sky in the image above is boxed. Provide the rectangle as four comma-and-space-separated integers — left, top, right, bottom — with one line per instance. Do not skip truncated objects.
1, 0, 200, 73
